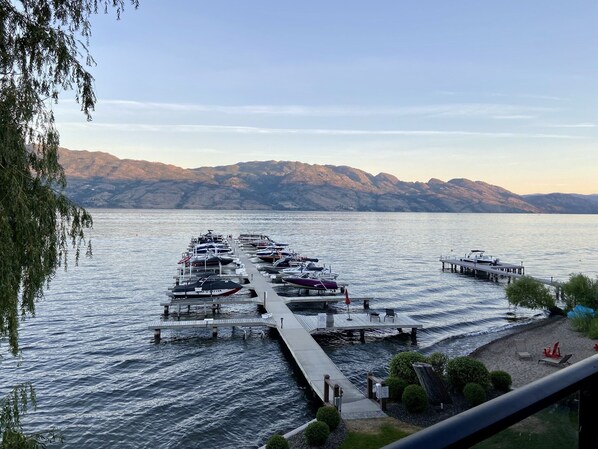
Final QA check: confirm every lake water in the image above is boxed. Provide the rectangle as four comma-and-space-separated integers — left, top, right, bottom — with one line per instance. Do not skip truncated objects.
2, 210, 597, 448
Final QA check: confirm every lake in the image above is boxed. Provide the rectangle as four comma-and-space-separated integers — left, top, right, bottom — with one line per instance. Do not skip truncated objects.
2, 210, 597, 448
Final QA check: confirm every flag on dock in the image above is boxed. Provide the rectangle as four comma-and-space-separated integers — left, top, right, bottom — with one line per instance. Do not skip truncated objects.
345, 288, 352, 320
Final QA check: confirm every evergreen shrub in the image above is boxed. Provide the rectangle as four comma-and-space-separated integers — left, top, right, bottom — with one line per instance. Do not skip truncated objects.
385, 377, 409, 401
316, 406, 341, 431
490, 370, 512, 392
401, 384, 428, 413
426, 352, 449, 376
304, 421, 330, 447
446, 356, 490, 392
388, 351, 427, 384
266, 433, 289, 449
463, 383, 487, 407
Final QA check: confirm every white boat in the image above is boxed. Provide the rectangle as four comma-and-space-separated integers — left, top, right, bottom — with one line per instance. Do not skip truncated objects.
461, 250, 499, 265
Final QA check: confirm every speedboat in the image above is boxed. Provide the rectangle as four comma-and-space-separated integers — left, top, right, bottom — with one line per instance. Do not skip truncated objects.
461, 250, 499, 265
171, 276, 243, 298
282, 271, 340, 291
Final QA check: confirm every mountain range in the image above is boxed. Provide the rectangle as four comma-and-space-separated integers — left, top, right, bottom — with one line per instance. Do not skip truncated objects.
58, 148, 598, 213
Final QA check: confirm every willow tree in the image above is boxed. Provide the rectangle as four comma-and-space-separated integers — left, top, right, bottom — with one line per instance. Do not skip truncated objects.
0, 0, 138, 357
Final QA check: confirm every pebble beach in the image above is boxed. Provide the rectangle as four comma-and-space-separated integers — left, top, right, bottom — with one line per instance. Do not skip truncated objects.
471, 316, 598, 387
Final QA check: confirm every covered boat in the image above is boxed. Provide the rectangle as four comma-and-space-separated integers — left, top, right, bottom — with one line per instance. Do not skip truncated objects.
171, 276, 243, 298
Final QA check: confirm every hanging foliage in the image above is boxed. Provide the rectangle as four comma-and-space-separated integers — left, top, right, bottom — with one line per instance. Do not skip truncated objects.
0, 0, 138, 356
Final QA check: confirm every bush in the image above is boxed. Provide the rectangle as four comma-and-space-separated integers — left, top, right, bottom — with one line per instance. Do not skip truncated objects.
446, 356, 490, 392
426, 352, 449, 376
304, 421, 330, 447
402, 384, 428, 413
385, 377, 409, 402
490, 370, 512, 391
505, 276, 555, 310
570, 312, 594, 333
388, 351, 427, 385
463, 383, 487, 407
316, 406, 340, 431
266, 434, 289, 449
562, 273, 598, 310
587, 317, 598, 339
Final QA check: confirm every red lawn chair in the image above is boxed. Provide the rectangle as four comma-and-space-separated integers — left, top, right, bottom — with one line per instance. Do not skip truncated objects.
543, 342, 561, 358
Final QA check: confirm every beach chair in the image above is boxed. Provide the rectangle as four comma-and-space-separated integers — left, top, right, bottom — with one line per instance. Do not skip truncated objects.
515, 339, 532, 360
538, 353, 572, 367
384, 308, 396, 322
543, 341, 561, 358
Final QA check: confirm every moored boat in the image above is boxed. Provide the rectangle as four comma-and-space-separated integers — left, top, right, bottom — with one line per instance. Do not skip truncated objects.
171, 275, 243, 298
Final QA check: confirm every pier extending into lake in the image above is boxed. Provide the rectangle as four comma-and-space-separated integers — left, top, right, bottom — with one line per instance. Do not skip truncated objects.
149, 234, 423, 419
439, 256, 563, 298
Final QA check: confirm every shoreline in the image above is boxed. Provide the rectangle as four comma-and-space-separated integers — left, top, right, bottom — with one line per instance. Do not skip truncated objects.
470, 316, 597, 387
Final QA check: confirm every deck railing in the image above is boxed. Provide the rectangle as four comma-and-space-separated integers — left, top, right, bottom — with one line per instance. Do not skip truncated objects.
381, 353, 598, 449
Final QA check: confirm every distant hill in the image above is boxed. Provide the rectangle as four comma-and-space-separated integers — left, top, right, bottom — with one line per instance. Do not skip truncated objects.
58, 148, 598, 213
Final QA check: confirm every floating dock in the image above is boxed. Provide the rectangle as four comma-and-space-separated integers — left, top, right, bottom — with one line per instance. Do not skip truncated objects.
150, 235, 424, 419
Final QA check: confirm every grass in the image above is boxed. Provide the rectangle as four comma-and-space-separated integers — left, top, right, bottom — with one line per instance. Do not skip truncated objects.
472, 404, 578, 449
338, 422, 412, 449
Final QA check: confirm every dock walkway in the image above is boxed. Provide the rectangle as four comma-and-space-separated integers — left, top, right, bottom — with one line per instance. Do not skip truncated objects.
231, 239, 387, 420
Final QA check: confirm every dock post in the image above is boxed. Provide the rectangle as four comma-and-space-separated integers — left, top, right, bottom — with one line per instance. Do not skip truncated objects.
363, 299, 370, 309
263, 291, 267, 308
359, 329, 365, 343
410, 328, 417, 343
324, 375, 330, 404
367, 372, 374, 399
154, 328, 161, 341
163, 305, 169, 317
212, 326, 218, 338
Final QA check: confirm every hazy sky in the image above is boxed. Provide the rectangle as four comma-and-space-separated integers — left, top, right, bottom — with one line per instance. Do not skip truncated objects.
53, 1, 598, 194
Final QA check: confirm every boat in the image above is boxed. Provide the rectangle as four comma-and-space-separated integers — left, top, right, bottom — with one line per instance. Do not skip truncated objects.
188, 251, 236, 267
461, 250, 499, 265
282, 271, 341, 291
171, 275, 243, 299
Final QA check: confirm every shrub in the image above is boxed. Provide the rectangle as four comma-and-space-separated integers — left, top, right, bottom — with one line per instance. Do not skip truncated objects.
490, 370, 512, 391
570, 312, 594, 333
304, 421, 330, 447
316, 406, 340, 431
388, 351, 427, 385
446, 356, 490, 392
402, 384, 428, 413
426, 352, 449, 376
266, 434, 289, 449
562, 273, 598, 310
588, 317, 598, 339
385, 377, 409, 401
463, 383, 487, 407
505, 276, 555, 310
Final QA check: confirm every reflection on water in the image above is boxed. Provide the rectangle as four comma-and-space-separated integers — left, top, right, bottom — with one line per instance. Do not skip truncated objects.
3, 210, 597, 448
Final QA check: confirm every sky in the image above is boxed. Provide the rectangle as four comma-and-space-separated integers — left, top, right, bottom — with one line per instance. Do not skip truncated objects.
52, 1, 598, 194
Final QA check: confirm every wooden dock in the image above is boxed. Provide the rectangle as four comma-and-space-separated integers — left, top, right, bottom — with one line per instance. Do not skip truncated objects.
151, 235, 424, 420
439, 256, 562, 296
230, 238, 415, 420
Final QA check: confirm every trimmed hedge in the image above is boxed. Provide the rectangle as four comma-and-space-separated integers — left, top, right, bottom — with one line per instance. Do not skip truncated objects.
402, 384, 428, 413
446, 356, 490, 392
304, 421, 330, 447
389, 351, 427, 384
316, 406, 341, 431
490, 370, 512, 392
426, 352, 449, 376
463, 382, 487, 407
385, 377, 409, 402
266, 433, 289, 449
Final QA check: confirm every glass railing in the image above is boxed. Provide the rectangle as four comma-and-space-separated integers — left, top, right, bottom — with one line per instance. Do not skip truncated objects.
382, 354, 598, 449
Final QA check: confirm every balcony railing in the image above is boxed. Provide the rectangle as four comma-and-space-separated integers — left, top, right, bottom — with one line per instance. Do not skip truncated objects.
382, 353, 598, 449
